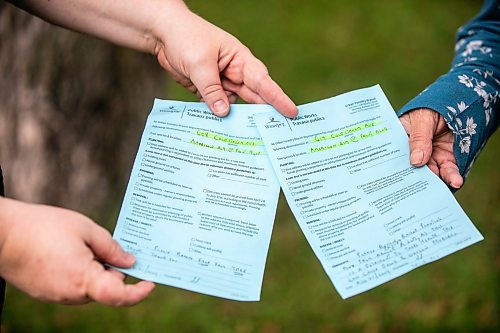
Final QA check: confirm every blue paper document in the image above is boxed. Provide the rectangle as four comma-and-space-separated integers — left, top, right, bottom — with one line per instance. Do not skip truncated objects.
113, 100, 279, 301
254, 85, 483, 299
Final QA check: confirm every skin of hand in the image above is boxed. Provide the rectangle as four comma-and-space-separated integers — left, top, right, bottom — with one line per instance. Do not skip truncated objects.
9, 0, 298, 118
152, 9, 298, 118
399, 108, 463, 189
0, 197, 155, 306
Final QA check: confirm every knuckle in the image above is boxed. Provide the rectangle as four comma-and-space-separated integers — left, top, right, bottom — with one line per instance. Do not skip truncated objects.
106, 239, 123, 261
201, 84, 223, 100
254, 72, 270, 86
92, 282, 118, 305
185, 51, 210, 68
409, 133, 432, 145
68, 276, 87, 300
266, 88, 280, 102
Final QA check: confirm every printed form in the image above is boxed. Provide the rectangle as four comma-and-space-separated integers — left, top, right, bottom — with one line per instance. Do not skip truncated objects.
254, 85, 483, 298
113, 100, 279, 301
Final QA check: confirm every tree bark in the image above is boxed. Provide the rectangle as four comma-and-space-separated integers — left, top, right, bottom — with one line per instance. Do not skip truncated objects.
0, 3, 166, 215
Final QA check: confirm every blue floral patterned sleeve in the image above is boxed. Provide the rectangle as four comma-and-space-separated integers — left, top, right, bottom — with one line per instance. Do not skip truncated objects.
398, 0, 499, 180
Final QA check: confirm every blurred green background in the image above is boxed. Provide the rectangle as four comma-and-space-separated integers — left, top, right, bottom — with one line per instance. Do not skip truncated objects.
3, 0, 499, 332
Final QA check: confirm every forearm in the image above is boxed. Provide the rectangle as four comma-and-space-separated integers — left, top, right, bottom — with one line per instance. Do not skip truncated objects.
7, 0, 190, 54
0, 198, 15, 263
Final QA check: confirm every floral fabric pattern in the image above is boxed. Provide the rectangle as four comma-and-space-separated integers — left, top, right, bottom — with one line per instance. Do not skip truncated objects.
398, 0, 499, 181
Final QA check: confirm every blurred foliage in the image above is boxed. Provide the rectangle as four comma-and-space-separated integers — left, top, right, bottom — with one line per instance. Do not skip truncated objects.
3, 0, 499, 332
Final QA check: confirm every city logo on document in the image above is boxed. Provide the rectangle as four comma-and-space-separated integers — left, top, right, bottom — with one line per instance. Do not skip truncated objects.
265, 116, 285, 129
158, 105, 180, 114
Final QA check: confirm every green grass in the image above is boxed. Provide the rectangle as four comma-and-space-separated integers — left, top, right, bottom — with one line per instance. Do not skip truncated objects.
3, 1, 499, 332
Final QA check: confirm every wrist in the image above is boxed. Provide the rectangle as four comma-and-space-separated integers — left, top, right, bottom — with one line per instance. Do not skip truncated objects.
149, 1, 194, 56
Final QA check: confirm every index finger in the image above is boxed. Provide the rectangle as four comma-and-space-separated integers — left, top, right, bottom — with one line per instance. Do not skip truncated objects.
244, 60, 298, 118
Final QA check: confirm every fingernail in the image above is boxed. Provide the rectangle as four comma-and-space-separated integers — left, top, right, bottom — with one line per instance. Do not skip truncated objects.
213, 100, 228, 116
410, 149, 424, 165
450, 177, 463, 189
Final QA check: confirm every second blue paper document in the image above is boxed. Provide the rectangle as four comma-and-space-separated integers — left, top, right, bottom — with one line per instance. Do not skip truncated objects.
254, 85, 483, 299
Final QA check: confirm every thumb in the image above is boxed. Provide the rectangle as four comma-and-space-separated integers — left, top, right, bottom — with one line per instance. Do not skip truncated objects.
406, 108, 439, 167
85, 223, 135, 268
86, 261, 155, 306
190, 63, 230, 117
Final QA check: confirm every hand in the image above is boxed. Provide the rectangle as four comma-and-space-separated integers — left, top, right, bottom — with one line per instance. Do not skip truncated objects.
153, 9, 298, 118
399, 108, 463, 189
0, 198, 155, 306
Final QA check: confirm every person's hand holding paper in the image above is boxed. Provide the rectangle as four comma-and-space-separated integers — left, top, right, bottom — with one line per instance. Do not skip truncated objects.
400, 108, 463, 189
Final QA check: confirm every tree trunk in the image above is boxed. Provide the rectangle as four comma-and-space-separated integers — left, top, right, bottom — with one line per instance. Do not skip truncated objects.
0, 3, 167, 216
